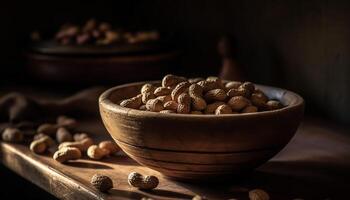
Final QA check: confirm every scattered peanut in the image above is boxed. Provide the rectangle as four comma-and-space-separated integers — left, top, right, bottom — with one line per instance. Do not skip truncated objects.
128, 172, 159, 190
30, 135, 55, 154
87, 145, 110, 160
249, 189, 270, 200
53, 147, 82, 163
1, 128, 24, 143
37, 123, 58, 135
141, 198, 154, 200
56, 127, 73, 143
30, 139, 47, 154
91, 174, 113, 193
192, 195, 208, 200
73, 133, 89, 141
33, 133, 47, 141
99, 140, 119, 154
59, 137, 94, 152
57, 115, 77, 129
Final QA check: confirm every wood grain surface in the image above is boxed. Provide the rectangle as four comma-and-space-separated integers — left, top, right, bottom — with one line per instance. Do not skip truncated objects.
1, 118, 350, 199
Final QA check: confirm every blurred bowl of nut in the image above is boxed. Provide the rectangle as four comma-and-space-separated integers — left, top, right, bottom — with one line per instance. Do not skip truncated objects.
99, 75, 304, 181
26, 19, 179, 84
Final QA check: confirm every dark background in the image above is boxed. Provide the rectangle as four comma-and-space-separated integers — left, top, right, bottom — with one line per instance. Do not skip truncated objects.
1, 0, 349, 125
0, 1, 350, 199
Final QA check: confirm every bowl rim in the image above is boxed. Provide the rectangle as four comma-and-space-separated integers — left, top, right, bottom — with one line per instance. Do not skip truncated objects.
99, 80, 305, 119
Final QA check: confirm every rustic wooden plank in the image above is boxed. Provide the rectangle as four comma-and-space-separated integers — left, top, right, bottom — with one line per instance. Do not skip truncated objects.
1, 118, 350, 199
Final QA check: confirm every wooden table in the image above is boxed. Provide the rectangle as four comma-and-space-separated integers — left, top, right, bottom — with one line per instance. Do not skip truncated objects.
1, 117, 349, 200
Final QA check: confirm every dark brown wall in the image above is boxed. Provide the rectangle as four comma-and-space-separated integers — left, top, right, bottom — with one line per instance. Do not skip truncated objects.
0, 0, 349, 124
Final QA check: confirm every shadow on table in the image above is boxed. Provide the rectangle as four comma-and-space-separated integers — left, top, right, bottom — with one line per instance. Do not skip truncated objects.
102, 155, 140, 166
109, 189, 146, 199
66, 161, 113, 169
144, 189, 193, 199
174, 160, 350, 199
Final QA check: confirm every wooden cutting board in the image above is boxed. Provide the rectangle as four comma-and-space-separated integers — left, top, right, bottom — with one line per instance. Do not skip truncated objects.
1, 118, 349, 199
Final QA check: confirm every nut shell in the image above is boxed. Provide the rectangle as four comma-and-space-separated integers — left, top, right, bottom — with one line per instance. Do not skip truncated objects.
53, 147, 82, 163
163, 101, 178, 111
228, 96, 251, 111
141, 84, 155, 94
171, 82, 190, 102
248, 189, 270, 200
57, 115, 77, 129
87, 145, 110, 160
251, 93, 268, 108
91, 174, 113, 192
2, 128, 24, 143
242, 105, 258, 113
266, 100, 283, 110
128, 172, 144, 188
73, 133, 89, 141
142, 92, 155, 104
225, 81, 242, 90
56, 127, 73, 143
120, 95, 142, 109
154, 87, 172, 96
162, 74, 186, 88
191, 97, 207, 111
30, 139, 47, 154
99, 140, 119, 154
215, 104, 232, 115
204, 102, 225, 114
37, 123, 58, 135
204, 89, 227, 102
146, 99, 164, 112
141, 175, 159, 190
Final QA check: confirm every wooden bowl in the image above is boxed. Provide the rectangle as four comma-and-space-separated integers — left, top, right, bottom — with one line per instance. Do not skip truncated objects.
99, 81, 304, 181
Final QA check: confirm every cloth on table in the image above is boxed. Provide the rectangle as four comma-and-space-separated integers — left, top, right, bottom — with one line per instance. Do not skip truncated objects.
0, 87, 106, 133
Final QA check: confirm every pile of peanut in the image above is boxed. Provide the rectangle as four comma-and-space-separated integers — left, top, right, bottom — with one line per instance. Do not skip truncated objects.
120, 74, 284, 114
1, 115, 120, 163
54, 18, 159, 45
